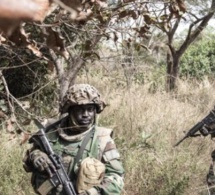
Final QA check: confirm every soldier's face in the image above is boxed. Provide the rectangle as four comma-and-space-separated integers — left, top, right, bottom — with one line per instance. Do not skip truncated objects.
69, 104, 96, 126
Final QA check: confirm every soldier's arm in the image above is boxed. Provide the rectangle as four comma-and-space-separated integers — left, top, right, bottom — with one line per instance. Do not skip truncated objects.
23, 145, 39, 172
85, 139, 124, 195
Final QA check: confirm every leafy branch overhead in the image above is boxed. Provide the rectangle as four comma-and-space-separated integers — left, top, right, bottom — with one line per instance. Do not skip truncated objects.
0, 0, 188, 104
2, 0, 215, 96
0, 0, 187, 59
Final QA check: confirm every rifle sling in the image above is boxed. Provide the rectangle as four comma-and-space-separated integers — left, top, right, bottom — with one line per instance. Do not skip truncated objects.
74, 127, 95, 166
45, 116, 68, 132
71, 127, 95, 181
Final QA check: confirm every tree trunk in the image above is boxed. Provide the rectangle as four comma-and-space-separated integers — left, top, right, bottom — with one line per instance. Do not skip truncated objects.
165, 0, 215, 91
60, 57, 84, 102
166, 52, 180, 91
49, 51, 85, 104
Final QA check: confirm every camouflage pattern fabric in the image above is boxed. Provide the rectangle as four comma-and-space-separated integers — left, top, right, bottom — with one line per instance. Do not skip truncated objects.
60, 84, 106, 114
23, 123, 124, 195
207, 150, 215, 194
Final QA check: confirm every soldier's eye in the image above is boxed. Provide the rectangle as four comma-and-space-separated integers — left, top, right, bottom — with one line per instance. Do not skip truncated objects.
87, 106, 95, 112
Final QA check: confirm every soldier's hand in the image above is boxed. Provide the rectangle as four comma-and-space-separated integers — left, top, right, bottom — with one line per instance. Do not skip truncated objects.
30, 150, 56, 174
199, 124, 210, 136
199, 123, 215, 136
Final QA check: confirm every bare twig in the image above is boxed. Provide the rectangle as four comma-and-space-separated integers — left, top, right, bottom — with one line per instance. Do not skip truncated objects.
0, 59, 40, 70
178, 0, 215, 57
0, 71, 31, 133
52, 0, 80, 13
0, 71, 14, 116
18, 75, 58, 99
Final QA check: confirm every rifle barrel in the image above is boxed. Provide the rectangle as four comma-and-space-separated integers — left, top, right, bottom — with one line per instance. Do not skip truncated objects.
174, 136, 188, 147
174, 121, 204, 147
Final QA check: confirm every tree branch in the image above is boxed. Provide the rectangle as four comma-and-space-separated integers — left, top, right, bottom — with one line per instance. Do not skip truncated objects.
177, 0, 215, 57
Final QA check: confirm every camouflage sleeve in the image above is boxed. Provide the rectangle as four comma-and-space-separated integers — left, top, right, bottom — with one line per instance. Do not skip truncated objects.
86, 139, 124, 195
99, 158, 124, 195
23, 146, 51, 194
22, 145, 38, 172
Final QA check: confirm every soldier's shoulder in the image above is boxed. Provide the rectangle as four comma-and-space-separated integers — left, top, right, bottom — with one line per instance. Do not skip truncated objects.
95, 126, 113, 137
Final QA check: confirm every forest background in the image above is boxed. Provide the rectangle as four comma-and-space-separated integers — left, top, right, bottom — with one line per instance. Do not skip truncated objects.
1, 0, 215, 194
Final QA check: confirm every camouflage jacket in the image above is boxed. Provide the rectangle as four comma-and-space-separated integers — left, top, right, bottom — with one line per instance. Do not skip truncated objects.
23, 121, 124, 195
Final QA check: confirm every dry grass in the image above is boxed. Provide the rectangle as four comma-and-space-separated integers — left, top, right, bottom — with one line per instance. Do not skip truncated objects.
79, 74, 215, 195
0, 133, 32, 195
2, 72, 215, 194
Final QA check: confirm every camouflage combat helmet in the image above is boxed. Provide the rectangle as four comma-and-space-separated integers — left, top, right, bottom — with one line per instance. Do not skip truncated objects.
61, 84, 106, 114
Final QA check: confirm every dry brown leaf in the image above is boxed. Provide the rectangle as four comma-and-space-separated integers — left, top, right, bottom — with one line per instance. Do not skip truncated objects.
9, 27, 44, 58
0, 0, 51, 35
6, 119, 15, 133
45, 26, 69, 58
61, 0, 88, 20
0, 0, 50, 21
47, 60, 55, 72
143, 14, 154, 25
0, 110, 6, 118
134, 25, 150, 37
27, 44, 43, 58
0, 35, 6, 43
9, 27, 30, 47
118, 10, 128, 19
177, 0, 186, 13
19, 132, 30, 145
46, 27, 64, 49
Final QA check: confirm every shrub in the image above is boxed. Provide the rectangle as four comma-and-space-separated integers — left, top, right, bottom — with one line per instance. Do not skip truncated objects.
180, 37, 215, 79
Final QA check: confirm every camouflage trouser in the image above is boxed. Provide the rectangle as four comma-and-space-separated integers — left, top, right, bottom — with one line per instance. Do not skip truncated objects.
207, 150, 215, 194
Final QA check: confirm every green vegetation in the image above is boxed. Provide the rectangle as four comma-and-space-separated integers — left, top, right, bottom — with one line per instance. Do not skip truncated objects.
180, 36, 215, 79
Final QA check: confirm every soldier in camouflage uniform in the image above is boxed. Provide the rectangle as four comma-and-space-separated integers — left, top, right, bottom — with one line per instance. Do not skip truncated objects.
23, 84, 124, 195
207, 150, 215, 194
200, 121, 215, 194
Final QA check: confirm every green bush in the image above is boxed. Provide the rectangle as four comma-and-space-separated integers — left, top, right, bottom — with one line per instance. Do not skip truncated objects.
180, 37, 215, 79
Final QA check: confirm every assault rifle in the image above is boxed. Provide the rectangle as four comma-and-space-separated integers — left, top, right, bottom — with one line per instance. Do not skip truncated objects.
29, 118, 77, 195
174, 108, 215, 147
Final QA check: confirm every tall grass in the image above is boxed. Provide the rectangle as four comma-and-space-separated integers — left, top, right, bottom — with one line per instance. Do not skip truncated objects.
79, 73, 215, 195
0, 133, 33, 195
2, 72, 215, 194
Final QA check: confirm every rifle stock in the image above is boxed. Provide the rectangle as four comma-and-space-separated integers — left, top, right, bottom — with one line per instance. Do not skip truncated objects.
29, 119, 77, 195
